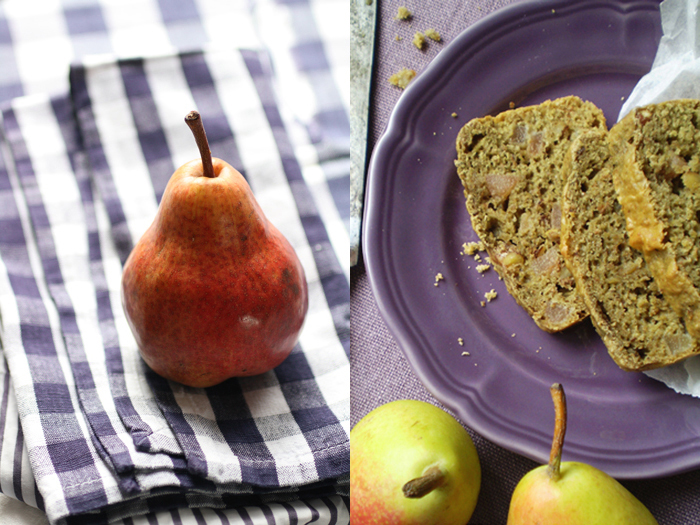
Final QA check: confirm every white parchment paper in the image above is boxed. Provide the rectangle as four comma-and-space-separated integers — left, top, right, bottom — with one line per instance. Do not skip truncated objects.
619, 0, 700, 396
619, 0, 700, 120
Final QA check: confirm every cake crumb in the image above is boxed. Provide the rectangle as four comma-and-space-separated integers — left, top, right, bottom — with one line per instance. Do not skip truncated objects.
484, 289, 497, 302
434, 272, 444, 286
388, 68, 416, 89
473, 253, 481, 262
509, 101, 516, 109
424, 28, 441, 42
462, 351, 470, 356
451, 112, 458, 118
395, 6, 412, 20
480, 301, 486, 307
511, 333, 516, 338
413, 31, 426, 50
476, 264, 491, 274
458, 338, 464, 346
395, 35, 402, 41
462, 241, 484, 255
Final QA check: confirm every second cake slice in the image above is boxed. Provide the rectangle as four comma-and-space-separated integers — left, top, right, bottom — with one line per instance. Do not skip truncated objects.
560, 128, 700, 370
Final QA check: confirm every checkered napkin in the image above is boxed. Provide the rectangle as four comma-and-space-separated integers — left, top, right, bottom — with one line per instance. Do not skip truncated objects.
0, 45, 349, 525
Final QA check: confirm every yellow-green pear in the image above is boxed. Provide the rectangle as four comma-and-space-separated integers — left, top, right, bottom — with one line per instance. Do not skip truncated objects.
507, 384, 658, 525
351, 400, 481, 525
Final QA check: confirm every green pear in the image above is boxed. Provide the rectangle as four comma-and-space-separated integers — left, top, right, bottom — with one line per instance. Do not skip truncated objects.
507, 384, 658, 525
350, 399, 481, 525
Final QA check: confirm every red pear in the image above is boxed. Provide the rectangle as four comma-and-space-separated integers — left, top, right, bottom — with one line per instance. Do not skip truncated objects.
121, 111, 308, 388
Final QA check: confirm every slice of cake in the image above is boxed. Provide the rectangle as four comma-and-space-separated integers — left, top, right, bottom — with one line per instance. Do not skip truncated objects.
611, 99, 700, 344
560, 129, 700, 370
454, 96, 606, 332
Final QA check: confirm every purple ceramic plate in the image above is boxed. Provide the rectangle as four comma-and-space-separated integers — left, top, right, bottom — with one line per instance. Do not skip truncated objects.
362, 0, 700, 479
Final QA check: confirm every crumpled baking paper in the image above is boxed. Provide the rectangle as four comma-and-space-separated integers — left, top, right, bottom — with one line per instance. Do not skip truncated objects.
619, 0, 700, 397
619, 0, 700, 119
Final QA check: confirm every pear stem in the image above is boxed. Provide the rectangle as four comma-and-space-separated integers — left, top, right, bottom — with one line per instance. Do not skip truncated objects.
402, 465, 446, 498
185, 110, 215, 178
546, 383, 567, 482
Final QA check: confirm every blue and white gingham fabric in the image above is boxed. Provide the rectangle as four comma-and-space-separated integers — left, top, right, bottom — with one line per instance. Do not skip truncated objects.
0, 1, 349, 524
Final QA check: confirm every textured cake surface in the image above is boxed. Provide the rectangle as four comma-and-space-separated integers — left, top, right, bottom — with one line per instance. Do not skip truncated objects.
455, 96, 606, 332
561, 129, 700, 371
612, 100, 700, 342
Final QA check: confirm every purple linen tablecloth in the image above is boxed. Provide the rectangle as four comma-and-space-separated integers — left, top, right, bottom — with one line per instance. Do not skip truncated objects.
351, 0, 700, 523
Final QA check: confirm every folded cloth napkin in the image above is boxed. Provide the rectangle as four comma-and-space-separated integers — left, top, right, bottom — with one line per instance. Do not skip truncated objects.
0, 45, 349, 525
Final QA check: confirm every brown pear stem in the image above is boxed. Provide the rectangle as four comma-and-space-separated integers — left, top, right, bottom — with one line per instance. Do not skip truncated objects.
185, 110, 215, 178
402, 465, 446, 498
546, 383, 567, 482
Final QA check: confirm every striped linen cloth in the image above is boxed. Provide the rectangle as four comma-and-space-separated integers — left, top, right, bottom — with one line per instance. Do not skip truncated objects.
0, 1, 349, 524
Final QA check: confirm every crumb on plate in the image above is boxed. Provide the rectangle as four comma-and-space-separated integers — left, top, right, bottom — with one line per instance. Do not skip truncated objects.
462, 241, 484, 256
476, 264, 491, 274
